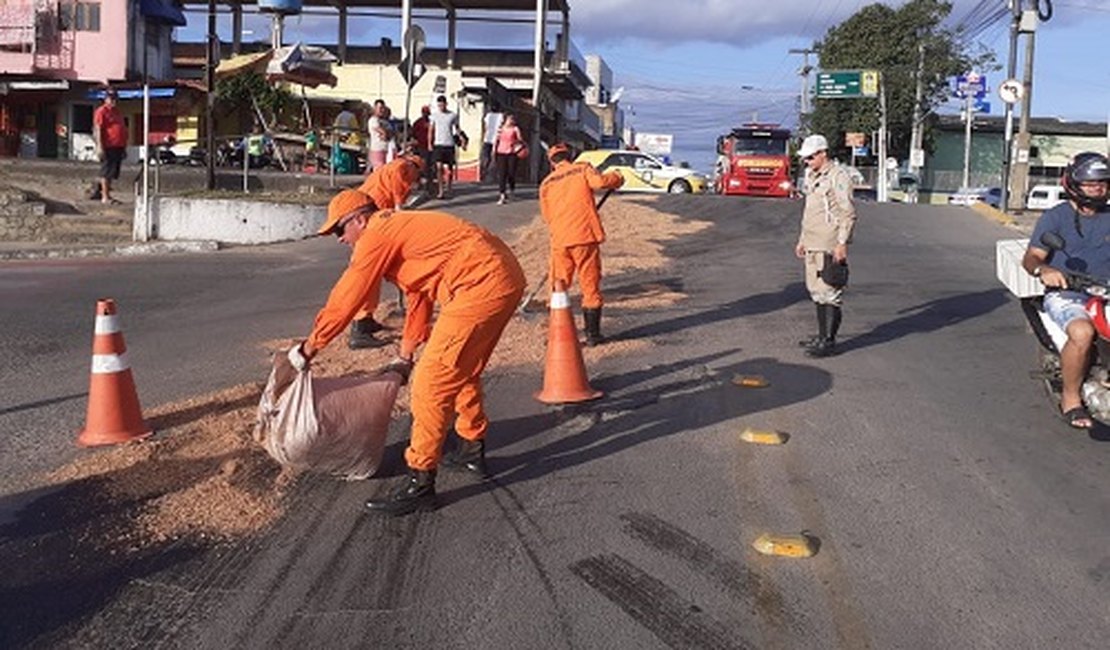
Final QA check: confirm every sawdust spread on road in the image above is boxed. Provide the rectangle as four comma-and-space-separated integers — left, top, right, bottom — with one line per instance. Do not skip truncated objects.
33, 194, 711, 548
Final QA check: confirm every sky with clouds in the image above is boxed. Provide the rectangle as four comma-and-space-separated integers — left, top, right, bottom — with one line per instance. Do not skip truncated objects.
180, 0, 1110, 173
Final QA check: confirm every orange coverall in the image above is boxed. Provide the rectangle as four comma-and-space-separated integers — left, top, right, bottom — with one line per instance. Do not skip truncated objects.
538, 160, 623, 308
306, 210, 526, 471
351, 157, 423, 321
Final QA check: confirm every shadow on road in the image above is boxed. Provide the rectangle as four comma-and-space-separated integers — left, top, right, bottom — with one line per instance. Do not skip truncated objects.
838, 288, 1010, 354
437, 353, 832, 506
611, 282, 807, 341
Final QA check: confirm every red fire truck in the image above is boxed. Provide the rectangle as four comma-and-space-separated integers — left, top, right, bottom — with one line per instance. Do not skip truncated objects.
713, 125, 794, 197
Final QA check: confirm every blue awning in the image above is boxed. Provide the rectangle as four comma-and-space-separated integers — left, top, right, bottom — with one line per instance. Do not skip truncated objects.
87, 88, 178, 101
140, 0, 187, 27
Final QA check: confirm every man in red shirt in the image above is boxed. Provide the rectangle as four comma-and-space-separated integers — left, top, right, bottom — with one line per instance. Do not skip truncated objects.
93, 88, 127, 204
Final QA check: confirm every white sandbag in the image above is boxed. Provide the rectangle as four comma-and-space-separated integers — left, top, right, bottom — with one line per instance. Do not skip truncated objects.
254, 353, 401, 480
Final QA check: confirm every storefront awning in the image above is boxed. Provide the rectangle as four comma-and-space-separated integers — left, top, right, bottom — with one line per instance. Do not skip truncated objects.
87, 88, 178, 101
140, 0, 187, 27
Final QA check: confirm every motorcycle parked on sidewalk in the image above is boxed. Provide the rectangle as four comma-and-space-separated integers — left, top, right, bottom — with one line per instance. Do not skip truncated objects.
1017, 232, 1110, 422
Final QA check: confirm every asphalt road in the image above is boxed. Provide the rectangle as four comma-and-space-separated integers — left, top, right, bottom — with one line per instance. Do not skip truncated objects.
1, 189, 1107, 648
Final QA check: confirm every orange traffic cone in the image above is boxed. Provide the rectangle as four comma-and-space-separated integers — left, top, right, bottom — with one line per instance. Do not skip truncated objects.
77, 298, 152, 447
534, 281, 603, 404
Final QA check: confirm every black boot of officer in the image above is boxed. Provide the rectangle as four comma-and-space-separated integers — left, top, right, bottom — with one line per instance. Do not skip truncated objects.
798, 303, 828, 349
441, 437, 489, 478
583, 307, 604, 347
348, 316, 387, 349
807, 304, 841, 358
365, 469, 437, 516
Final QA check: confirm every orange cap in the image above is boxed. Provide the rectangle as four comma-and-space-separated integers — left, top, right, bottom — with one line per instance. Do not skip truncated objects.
547, 142, 571, 162
318, 189, 376, 235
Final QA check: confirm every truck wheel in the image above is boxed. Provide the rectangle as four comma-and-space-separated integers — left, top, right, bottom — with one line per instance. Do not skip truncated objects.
668, 179, 691, 194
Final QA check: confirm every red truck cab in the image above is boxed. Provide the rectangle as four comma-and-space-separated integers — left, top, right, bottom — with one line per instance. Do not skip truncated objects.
714, 125, 793, 197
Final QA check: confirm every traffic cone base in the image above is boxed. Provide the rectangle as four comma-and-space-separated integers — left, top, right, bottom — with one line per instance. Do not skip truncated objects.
77, 299, 152, 447
535, 283, 604, 404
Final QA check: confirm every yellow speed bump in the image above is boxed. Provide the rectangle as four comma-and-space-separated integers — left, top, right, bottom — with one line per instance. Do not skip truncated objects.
739, 428, 789, 445
752, 532, 820, 558
732, 374, 770, 388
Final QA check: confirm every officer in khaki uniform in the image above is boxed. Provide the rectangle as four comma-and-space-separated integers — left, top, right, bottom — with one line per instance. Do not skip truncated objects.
794, 134, 857, 357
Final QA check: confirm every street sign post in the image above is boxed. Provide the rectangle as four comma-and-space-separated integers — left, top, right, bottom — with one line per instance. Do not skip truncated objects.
400, 24, 426, 145
815, 70, 880, 98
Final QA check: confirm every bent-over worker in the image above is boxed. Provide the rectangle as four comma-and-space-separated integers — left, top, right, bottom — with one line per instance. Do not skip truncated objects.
538, 142, 624, 345
288, 190, 526, 516
343, 154, 426, 349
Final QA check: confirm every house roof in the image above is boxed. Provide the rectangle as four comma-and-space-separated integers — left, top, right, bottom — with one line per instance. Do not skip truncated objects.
936, 114, 1107, 137
181, 1, 570, 13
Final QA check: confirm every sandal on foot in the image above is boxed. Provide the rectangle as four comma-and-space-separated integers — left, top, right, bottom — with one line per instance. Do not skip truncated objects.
1061, 406, 1094, 430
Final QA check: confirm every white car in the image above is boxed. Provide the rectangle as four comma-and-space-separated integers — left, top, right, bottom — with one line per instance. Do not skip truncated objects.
1026, 184, 1066, 211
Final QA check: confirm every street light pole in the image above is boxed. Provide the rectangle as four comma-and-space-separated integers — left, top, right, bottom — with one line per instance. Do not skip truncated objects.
205, 0, 216, 191
1000, 0, 1021, 212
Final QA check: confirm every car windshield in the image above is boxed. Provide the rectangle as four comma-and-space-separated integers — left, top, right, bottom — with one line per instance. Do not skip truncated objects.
732, 138, 788, 156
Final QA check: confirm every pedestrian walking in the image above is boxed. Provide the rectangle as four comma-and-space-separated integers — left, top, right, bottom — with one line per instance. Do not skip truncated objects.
93, 88, 127, 205
481, 106, 504, 182
367, 99, 392, 172
428, 95, 460, 199
794, 134, 857, 358
288, 190, 526, 516
494, 113, 525, 204
538, 143, 624, 346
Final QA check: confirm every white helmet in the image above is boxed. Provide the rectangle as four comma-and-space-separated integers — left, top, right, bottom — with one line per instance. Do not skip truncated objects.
797, 134, 829, 159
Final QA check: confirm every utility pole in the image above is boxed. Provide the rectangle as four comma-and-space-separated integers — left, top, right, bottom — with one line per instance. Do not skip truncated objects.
908, 39, 926, 178
205, 0, 216, 191
1000, 0, 1022, 212
1011, 7, 1038, 210
788, 48, 817, 134
878, 77, 889, 203
962, 93, 974, 190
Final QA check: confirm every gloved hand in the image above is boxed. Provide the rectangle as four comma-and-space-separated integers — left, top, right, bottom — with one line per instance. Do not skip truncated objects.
381, 356, 414, 385
287, 343, 310, 372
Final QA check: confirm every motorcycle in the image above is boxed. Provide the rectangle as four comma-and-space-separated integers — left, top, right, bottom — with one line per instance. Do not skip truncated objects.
1020, 232, 1110, 422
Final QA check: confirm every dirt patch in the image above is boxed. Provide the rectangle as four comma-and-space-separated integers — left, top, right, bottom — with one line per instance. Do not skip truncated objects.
29, 194, 710, 548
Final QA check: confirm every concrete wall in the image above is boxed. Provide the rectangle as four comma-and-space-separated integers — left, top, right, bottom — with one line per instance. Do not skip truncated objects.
138, 197, 326, 244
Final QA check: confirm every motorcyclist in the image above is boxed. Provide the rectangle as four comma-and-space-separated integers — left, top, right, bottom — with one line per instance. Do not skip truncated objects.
1022, 152, 1110, 429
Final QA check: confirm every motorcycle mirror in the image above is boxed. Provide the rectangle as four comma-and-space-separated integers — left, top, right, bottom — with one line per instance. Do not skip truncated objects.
1040, 232, 1065, 252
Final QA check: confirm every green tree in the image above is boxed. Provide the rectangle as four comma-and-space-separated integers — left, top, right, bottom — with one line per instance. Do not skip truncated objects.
809, 0, 995, 163
214, 72, 296, 133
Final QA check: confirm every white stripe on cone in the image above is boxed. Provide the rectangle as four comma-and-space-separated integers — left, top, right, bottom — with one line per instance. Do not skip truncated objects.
94, 314, 121, 335
91, 352, 130, 374
550, 292, 570, 310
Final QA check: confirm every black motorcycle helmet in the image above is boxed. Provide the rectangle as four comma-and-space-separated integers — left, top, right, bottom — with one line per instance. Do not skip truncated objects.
1062, 151, 1110, 211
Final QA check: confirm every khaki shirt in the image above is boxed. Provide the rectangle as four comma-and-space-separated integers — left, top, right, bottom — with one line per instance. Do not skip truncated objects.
799, 161, 856, 250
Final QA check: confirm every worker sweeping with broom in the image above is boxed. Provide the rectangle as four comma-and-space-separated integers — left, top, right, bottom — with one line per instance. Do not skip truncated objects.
538, 143, 624, 346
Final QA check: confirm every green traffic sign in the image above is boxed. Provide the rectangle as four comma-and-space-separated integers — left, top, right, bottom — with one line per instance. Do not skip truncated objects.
816, 70, 880, 98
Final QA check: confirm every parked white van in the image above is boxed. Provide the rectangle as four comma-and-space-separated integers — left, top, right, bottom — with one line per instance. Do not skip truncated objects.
1027, 184, 1066, 211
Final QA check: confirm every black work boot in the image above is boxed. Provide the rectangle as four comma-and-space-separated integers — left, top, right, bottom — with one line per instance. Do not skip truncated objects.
365, 469, 437, 516
806, 304, 839, 358
799, 303, 827, 349
348, 317, 387, 349
583, 307, 605, 347
441, 437, 489, 478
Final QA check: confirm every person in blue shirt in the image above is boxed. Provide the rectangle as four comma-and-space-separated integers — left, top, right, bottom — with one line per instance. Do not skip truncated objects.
1023, 152, 1110, 429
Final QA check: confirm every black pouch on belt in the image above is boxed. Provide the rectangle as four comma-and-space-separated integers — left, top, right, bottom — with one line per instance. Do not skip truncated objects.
819, 252, 849, 288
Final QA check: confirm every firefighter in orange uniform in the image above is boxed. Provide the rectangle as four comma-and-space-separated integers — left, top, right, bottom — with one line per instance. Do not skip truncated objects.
343, 154, 426, 349
538, 143, 624, 345
288, 190, 526, 516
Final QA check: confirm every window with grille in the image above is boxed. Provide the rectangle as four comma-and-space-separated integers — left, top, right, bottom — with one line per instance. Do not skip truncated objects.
58, 2, 100, 32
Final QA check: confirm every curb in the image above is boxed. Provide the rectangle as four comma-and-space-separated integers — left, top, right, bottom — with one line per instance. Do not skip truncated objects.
969, 201, 1017, 227
0, 240, 220, 261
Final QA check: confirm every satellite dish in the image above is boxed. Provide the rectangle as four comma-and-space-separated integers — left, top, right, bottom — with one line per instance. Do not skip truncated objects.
609, 86, 624, 105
